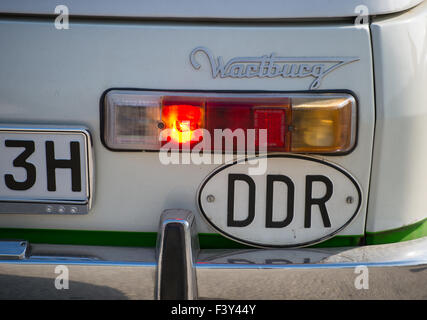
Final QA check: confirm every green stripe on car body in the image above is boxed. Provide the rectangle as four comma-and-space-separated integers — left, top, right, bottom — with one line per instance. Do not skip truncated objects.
365, 218, 427, 245
0, 228, 360, 248
0, 218, 425, 249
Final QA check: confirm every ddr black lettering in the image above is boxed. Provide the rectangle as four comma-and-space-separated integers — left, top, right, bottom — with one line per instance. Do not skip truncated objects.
46, 141, 81, 192
227, 174, 255, 227
265, 175, 295, 228
304, 175, 333, 228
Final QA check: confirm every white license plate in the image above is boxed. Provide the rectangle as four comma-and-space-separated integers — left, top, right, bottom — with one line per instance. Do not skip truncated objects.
197, 155, 362, 248
0, 127, 93, 214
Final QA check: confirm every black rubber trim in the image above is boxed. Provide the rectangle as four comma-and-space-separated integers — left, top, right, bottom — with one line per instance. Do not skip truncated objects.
159, 222, 188, 300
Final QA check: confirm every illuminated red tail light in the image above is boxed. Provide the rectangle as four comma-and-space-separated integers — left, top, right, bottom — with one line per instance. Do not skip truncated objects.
161, 103, 204, 144
103, 90, 356, 154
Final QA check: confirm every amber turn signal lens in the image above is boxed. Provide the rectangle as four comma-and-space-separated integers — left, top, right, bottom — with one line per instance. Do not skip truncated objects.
291, 97, 356, 153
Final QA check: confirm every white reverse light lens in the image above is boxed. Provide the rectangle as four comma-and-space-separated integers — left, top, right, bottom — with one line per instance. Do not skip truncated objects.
104, 91, 162, 150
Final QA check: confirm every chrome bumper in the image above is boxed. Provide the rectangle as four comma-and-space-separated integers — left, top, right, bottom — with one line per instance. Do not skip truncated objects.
0, 209, 426, 299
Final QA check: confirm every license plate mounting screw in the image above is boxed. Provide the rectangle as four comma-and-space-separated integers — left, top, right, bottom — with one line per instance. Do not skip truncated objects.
346, 196, 354, 204
157, 121, 165, 129
206, 194, 215, 203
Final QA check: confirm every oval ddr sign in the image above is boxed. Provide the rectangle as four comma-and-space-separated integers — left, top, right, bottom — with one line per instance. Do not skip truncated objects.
197, 154, 362, 248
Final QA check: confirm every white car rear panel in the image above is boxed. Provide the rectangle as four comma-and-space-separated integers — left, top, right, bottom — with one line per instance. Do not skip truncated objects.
0, 18, 375, 241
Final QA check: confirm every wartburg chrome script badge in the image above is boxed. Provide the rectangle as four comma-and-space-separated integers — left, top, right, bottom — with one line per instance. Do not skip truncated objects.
190, 47, 359, 90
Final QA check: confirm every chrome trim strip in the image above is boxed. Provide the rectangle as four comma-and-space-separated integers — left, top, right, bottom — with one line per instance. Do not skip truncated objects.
196, 237, 427, 268
0, 260, 157, 267
196, 260, 425, 269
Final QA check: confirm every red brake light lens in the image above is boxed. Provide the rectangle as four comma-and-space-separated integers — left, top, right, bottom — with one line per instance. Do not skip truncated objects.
254, 108, 287, 148
161, 103, 204, 144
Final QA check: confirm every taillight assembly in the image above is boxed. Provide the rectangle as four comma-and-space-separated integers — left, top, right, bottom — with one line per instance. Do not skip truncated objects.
103, 90, 356, 154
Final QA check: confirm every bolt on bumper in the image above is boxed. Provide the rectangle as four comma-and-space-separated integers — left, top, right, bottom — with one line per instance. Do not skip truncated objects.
0, 209, 426, 299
